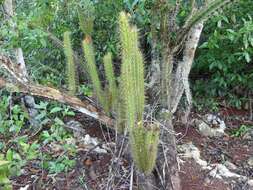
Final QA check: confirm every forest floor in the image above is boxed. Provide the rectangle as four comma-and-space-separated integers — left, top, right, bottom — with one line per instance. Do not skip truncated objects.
11, 107, 253, 190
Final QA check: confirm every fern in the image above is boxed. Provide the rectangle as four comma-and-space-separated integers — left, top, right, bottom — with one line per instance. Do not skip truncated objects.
63, 31, 76, 95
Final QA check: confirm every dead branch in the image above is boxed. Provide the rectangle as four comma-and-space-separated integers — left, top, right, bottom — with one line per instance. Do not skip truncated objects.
0, 77, 114, 126
0, 54, 114, 126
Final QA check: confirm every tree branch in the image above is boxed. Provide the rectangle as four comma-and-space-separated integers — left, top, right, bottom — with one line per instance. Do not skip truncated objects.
0, 77, 114, 126
0, 54, 114, 126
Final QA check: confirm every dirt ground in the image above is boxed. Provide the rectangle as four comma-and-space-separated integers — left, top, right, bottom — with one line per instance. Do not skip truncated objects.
12, 107, 253, 190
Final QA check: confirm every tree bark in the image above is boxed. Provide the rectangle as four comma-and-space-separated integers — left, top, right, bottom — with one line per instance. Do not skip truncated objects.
170, 23, 204, 114
3, 0, 38, 126
156, 118, 181, 190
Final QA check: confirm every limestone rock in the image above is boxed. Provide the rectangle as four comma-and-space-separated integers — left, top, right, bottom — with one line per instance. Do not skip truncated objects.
195, 114, 226, 137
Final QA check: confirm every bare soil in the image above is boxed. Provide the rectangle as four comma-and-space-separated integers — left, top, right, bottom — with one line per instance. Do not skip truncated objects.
12, 107, 253, 190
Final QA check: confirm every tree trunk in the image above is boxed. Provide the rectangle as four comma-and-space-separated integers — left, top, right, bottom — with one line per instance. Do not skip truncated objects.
170, 23, 204, 114
157, 119, 181, 190
3, 0, 38, 126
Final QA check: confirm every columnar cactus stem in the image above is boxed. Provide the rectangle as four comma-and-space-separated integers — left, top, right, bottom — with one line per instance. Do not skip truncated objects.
63, 31, 76, 95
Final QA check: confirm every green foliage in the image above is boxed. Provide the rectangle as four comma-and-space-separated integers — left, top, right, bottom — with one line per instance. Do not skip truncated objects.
0, 160, 11, 190
0, 92, 76, 178
64, 31, 77, 95
78, 84, 93, 97
92, 0, 124, 58
130, 123, 159, 174
231, 124, 253, 138
46, 155, 76, 174
0, 96, 29, 135
192, 0, 253, 108
184, 0, 233, 30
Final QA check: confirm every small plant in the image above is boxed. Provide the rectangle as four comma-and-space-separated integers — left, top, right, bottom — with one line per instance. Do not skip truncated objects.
0, 160, 11, 190
231, 124, 253, 137
79, 84, 93, 97
82, 11, 159, 174
47, 155, 76, 174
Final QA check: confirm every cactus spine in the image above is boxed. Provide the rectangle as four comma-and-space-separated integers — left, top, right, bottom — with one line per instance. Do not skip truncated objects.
63, 31, 76, 95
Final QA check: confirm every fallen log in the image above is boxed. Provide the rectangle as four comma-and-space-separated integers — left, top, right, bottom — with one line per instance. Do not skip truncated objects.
0, 78, 114, 126
0, 54, 113, 126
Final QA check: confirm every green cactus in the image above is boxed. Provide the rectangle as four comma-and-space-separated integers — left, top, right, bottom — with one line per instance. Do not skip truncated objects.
80, 11, 159, 174
82, 37, 108, 111
118, 12, 145, 128
103, 52, 117, 110
77, 0, 95, 36
118, 12, 159, 174
63, 31, 76, 95
130, 122, 160, 174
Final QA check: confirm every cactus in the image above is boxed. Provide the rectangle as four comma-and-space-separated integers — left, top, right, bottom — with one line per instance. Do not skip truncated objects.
118, 12, 145, 128
118, 12, 159, 174
103, 52, 117, 110
80, 11, 159, 174
82, 37, 107, 111
63, 31, 76, 95
130, 122, 160, 174
77, 0, 95, 36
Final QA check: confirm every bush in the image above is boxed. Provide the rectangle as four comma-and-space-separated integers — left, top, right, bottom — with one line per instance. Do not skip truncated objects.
192, 0, 253, 108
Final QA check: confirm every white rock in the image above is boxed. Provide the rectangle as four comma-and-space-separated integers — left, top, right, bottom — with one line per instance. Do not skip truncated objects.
248, 180, 253, 187
209, 164, 241, 179
20, 185, 29, 190
196, 114, 226, 137
83, 134, 99, 146
243, 129, 253, 140
247, 157, 253, 166
179, 142, 252, 186
224, 161, 237, 170
94, 147, 107, 154
81, 134, 108, 154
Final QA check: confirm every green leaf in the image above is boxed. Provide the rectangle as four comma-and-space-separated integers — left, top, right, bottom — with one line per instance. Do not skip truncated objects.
54, 117, 65, 126
50, 107, 63, 114
6, 150, 13, 161
244, 52, 251, 63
